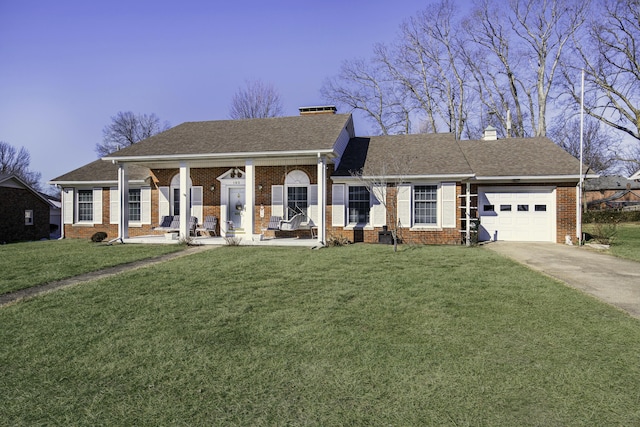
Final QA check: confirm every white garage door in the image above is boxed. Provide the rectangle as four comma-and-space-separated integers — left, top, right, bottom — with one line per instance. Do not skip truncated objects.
478, 187, 556, 242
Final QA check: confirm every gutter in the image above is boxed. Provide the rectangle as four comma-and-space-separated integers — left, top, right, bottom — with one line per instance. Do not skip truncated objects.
103, 148, 337, 163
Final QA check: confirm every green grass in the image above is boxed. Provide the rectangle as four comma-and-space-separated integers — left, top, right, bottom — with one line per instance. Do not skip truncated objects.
584, 222, 640, 262
610, 223, 640, 261
1, 244, 639, 425
0, 239, 183, 294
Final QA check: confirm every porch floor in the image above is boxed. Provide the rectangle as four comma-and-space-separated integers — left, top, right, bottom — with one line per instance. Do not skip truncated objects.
122, 234, 321, 247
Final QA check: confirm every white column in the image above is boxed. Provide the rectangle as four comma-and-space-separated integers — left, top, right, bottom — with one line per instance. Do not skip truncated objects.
245, 160, 255, 236
465, 182, 471, 247
179, 162, 191, 238
317, 154, 327, 243
118, 163, 129, 240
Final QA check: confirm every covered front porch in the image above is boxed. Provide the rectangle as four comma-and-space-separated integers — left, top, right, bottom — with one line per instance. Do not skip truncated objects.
111, 154, 330, 245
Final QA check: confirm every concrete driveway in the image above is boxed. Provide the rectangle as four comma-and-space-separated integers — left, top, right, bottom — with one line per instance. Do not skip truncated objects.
484, 242, 640, 320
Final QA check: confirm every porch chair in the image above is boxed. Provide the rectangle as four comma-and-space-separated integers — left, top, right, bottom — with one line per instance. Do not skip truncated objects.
197, 216, 218, 236
266, 216, 283, 230
169, 215, 181, 230
278, 213, 304, 231
154, 215, 173, 231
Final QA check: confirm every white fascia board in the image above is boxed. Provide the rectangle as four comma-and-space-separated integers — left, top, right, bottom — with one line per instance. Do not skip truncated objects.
331, 173, 474, 184
47, 180, 147, 186
103, 149, 336, 163
473, 174, 599, 183
629, 170, 640, 180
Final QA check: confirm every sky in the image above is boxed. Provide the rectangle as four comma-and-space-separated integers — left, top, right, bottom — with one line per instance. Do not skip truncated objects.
0, 0, 456, 188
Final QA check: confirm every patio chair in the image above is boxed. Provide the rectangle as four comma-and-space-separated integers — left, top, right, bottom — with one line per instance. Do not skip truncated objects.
266, 216, 282, 230
197, 216, 218, 236
169, 215, 181, 230
278, 213, 304, 231
154, 215, 173, 231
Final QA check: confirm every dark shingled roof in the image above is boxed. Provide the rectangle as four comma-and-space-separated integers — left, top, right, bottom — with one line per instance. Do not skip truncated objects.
334, 133, 472, 177
49, 159, 150, 183
334, 135, 581, 178
458, 137, 582, 177
106, 114, 352, 158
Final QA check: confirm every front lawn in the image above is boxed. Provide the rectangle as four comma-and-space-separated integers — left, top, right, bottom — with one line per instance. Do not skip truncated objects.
1, 245, 639, 425
0, 239, 183, 294
584, 222, 640, 261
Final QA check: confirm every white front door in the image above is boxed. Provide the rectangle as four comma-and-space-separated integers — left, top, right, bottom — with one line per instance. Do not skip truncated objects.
478, 187, 555, 242
228, 187, 245, 231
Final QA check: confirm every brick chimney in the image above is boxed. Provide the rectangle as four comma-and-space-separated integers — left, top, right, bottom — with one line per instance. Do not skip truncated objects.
299, 106, 337, 115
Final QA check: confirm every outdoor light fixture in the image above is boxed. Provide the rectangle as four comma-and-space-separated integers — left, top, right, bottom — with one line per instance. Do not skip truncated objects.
210, 184, 215, 192
258, 184, 263, 191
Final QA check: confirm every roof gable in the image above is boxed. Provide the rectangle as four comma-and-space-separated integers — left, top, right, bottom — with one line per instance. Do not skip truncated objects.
105, 114, 353, 159
0, 174, 54, 206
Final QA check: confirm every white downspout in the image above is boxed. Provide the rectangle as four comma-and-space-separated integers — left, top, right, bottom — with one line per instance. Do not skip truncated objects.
118, 163, 129, 241
317, 154, 327, 245
57, 185, 65, 240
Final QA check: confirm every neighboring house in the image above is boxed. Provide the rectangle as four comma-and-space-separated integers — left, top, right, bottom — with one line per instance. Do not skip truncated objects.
49, 107, 592, 244
584, 176, 640, 210
0, 174, 55, 243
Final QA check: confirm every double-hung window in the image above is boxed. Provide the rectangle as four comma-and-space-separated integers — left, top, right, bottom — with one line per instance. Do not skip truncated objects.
77, 190, 93, 222
129, 189, 141, 222
348, 186, 370, 224
287, 186, 307, 219
414, 185, 437, 225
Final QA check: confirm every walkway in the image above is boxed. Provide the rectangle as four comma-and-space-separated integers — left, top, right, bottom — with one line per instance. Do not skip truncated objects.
485, 242, 640, 319
0, 245, 216, 307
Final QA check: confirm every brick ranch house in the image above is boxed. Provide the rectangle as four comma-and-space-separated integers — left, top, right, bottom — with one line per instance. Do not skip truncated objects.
1, 173, 56, 243
49, 107, 592, 245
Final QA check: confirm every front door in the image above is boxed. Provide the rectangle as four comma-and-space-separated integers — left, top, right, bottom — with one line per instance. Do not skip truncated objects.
228, 187, 245, 231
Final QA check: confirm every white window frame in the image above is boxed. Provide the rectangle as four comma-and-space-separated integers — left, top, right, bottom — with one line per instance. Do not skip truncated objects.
401, 182, 456, 230
76, 189, 94, 223
110, 186, 151, 226
413, 184, 439, 227
346, 185, 371, 226
25, 210, 33, 225
284, 170, 311, 223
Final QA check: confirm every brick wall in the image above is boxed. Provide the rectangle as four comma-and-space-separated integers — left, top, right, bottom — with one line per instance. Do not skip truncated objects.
0, 187, 51, 243
556, 183, 577, 243
61, 167, 577, 245
326, 183, 464, 245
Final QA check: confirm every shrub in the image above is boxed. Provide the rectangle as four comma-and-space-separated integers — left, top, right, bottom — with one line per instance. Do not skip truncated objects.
90, 232, 107, 243
583, 210, 640, 223
224, 236, 242, 246
326, 234, 351, 247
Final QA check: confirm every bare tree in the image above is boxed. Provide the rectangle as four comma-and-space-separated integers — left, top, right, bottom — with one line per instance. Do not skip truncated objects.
97, 112, 170, 157
548, 115, 621, 174
383, 0, 471, 139
464, 0, 588, 137
349, 154, 415, 252
321, 58, 409, 135
0, 141, 42, 190
229, 80, 284, 119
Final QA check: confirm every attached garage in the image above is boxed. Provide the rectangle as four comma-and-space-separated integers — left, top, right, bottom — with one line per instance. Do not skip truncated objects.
478, 186, 556, 242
